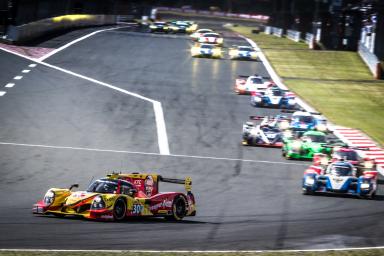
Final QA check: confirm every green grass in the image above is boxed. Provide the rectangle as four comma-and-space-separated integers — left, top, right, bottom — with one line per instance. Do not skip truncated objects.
231, 26, 384, 146
1, 250, 384, 256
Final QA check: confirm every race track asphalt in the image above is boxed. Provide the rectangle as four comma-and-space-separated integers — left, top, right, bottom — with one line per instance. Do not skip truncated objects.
0, 23, 383, 250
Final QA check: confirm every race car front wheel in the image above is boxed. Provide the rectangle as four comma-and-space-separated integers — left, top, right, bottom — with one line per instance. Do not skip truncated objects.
166, 195, 187, 221
113, 198, 126, 221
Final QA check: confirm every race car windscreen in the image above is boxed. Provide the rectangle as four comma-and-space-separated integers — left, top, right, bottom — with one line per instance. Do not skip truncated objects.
307, 134, 326, 143
87, 179, 118, 193
204, 33, 219, 38
335, 151, 358, 161
250, 77, 263, 84
329, 165, 353, 176
271, 89, 283, 96
239, 46, 254, 52
201, 44, 214, 49
295, 116, 314, 123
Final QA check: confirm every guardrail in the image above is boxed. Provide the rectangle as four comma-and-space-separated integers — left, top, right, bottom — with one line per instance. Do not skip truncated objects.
305, 33, 314, 49
156, 7, 269, 22
4, 14, 117, 43
287, 29, 301, 42
263, 26, 283, 37
272, 27, 283, 37
358, 42, 382, 79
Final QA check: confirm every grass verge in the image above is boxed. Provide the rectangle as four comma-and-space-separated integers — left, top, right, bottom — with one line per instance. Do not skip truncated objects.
231, 26, 384, 146
1, 250, 384, 256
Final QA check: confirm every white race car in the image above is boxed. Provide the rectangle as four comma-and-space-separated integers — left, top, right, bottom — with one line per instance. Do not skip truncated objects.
197, 33, 223, 46
190, 43, 222, 58
190, 28, 213, 41
234, 75, 273, 95
229, 45, 258, 60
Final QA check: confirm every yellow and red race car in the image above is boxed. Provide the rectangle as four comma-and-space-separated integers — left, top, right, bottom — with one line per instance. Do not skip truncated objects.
33, 173, 196, 221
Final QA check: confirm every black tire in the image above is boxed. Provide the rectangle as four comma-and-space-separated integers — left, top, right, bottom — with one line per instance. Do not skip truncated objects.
166, 195, 187, 221
302, 188, 313, 195
113, 198, 126, 221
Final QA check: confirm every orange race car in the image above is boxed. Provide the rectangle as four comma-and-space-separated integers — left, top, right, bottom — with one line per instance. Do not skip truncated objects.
33, 172, 196, 221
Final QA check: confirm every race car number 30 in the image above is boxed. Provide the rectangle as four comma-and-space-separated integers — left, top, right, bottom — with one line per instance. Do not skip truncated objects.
132, 204, 143, 214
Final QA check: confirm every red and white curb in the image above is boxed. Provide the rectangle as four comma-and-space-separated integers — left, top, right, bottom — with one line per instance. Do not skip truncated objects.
333, 127, 384, 175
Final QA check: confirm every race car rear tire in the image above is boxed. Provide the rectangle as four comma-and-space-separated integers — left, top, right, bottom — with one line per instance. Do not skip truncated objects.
113, 198, 126, 221
165, 195, 187, 221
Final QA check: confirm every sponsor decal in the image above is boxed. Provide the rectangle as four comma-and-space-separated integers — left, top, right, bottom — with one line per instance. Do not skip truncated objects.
150, 199, 173, 211
132, 204, 143, 215
144, 175, 154, 197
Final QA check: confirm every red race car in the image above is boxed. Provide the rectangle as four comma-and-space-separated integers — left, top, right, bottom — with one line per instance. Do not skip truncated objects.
33, 173, 196, 221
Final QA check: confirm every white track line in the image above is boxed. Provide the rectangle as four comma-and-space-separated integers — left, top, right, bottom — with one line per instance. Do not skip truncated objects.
13, 75, 23, 80
22, 69, 30, 73
37, 26, 132, 61
5, 83, 14, 88
0, 41, 170, 155
0, 91, 6, 96
0, 141, 306, 166
1, 246, 384, 253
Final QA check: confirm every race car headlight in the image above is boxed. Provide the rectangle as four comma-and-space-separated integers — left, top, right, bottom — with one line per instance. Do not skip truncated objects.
283, 130, 293, 138
364, 160, 374, 169
171, 26, 179, 31
320, 157, 329, 166
292, 141, 302, 151
149, 25, 156, 29
43, 190, 55, 206
229, 50, 238, 56
190, 24, 198, 31
280, 121, 290, 130
250, 128, 259, 136
91, 196, 106, 210
360, 183, 370, 190
250, 51, 258, 57
287, 98, 296, 105
213, 49, 221, 55
217, 38, 223, 44
253, 96, 262, 102
190, 47, 200, 55
305, 176, 315, 185
316, 124, 327, 132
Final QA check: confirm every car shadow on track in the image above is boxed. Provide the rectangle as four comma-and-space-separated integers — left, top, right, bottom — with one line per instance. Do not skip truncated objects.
35, 215, 216, 224
304, 192, 384, 201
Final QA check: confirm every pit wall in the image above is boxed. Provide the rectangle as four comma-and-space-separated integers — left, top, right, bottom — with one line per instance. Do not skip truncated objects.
5, 14, 117, 43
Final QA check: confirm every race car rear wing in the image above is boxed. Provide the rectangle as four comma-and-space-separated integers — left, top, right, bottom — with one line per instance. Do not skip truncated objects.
237, 74, 271, 79
249, 115, 290, 121
281, 109, 322, 115
159, 176, 192, 192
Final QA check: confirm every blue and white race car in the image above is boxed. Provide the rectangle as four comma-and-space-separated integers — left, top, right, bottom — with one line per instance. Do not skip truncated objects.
228, 45, 258, 60
302, 161, 378, 199
250, 86, 296, 109
242, 115, 289, 147
289, 111, 327, 132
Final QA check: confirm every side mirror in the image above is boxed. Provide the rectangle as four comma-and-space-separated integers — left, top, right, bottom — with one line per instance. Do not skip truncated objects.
129, 188, 137, 196
69, 184, 79, 191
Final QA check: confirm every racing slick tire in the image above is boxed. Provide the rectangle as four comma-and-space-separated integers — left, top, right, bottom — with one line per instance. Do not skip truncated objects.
165, 195, 187, 221
282, 150, 291, 160
302, 188, 313, 195
113, 198, 126, 221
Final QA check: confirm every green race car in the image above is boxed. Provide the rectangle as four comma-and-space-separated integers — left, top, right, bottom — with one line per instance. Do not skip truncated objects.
282, 130, 332, 160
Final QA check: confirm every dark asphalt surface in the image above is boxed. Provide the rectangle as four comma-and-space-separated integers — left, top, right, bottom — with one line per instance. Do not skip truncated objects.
0, 22, 383, 250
